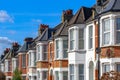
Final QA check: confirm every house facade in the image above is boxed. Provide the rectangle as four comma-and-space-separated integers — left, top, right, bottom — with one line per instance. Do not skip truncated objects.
0, 0, 120, 80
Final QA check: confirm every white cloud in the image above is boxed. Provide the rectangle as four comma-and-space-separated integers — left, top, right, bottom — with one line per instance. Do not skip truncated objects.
32, 19, 42, 23
0, 10, 14, 23
0, 37, 13, 55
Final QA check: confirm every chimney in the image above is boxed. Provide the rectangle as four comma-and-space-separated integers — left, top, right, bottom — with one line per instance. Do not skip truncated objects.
12, 42, 20, 51
62, 9, 73, 23
38, 24, 49, 36
24, 37, 33, 42
4, 48, 10, 55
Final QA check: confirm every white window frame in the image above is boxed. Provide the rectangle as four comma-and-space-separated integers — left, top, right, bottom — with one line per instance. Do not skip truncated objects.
102, 63, 110, 73
116, 17, 120, 44
102, 18, 110, 45
55, 40, 60, 59
79, 28, 84, 50
88, 25, 93, 49
37, 45, 41, 61
78, 64, 84, 80
70, 64, 74, 80
69, 29, 75, 50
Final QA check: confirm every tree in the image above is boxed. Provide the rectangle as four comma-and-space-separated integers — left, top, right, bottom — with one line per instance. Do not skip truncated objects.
101, 71, 120, 80
12, 68, 22, 80
0, 70, 6, 80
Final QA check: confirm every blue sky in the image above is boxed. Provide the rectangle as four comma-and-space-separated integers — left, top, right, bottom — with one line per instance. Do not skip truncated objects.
0, 0, 95, 54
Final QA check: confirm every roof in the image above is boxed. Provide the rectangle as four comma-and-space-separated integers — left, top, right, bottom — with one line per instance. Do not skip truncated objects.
101, 0, 120, 13
68, 7, 92, 25
36, 28, 54, 42
54, 21, 68, 38
17, 41, 32, 53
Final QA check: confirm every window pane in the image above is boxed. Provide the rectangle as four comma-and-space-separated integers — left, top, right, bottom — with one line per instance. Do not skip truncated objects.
89, 26, 93, 49
103, 64, 110, 73
104, 33, 110, 44
116, 32, 120, 44
63, 71, 68, 80
116, 18, 120, 30
43, 71, 47, 80
56, 71, 59, 80
116, 64, 120, 72
79, 64, 84, 80
56, 40, 59, 58
22, 54, 26, 67
63, 40, 68, 58
79, 29, 84, 49
42, 45, 47, 60
70, 64, 74, 80
70, 29, 74, 50
103, 18, 110, 31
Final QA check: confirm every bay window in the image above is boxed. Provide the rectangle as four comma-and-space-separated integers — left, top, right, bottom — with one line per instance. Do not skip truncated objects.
55, 38, 68, 59
88, 26, 93, 49
79, 29, 84, 49
116, 18, 120, 44
70, 29, 75, 50
102, 18, 110, 45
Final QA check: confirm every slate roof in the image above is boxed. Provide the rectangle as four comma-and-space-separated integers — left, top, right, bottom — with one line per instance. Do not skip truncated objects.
17, 41, 32, 53
54, 21, 68, 38
101, 0, 120, 13
35, 28, 54, 42
68, 7, 92, 25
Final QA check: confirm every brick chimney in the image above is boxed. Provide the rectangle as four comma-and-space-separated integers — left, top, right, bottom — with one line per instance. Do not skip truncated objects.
24, 37, 33, 42
12, 42, 20, 51
38, 24, 49, 36
4, 48, 10, 55
62, 9, 73, 23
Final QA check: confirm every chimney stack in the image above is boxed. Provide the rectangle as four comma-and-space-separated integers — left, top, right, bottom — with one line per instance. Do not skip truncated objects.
24, 37, 33, 42
4, 48, 10, 55
62, 9, 73, 23
38, 24, 49, 36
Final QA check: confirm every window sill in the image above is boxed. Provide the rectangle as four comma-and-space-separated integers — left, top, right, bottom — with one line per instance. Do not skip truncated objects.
101, 44, 120, 48
68, 49, 86, 53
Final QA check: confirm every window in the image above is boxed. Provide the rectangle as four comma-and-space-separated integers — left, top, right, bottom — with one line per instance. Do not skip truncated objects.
5, 60, 8, 72
55, 71, 59, 80
89, 26, 93, 49
42, 45, 48, 60
63, 71, 68, 80
22, 76, 26, 80
70, 64, 74, 80
70, 29, 75, 50
50, 43, 53, 61
22, 54, 26, 68
79, 64, 84, 80
56, 40, 60, 58
42, 71, 47, 80
8, 60, 11, 71
116, 64, 120, 72
37, 71, 40, 80
63, 40, 68, 58
103, 18, 110, 45
37, 45, 41, 60
29, 52, 31, 66
116, 18, 120, 44
79, 29, 84, 49
103, 64, 110, 73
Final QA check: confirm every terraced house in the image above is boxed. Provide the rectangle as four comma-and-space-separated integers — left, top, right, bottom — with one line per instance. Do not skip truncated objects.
0, 0, 120, 80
